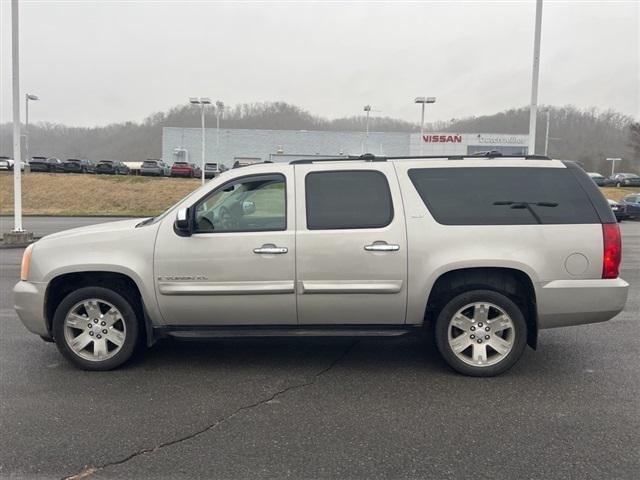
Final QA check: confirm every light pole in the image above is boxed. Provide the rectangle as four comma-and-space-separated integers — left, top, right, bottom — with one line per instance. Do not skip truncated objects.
215, 100, 224, 147
363, 105, 371, 152
189, 97, 211, 185
415, 96, 436, 155
25, 93, 39, 164
544, 108, 550, 156
528, 0, 544, 155
607, 158, 622, 177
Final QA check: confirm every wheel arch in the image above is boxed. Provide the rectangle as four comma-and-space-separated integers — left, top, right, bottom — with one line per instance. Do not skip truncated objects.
45, 271, 153, 345
424, 267, 538, 349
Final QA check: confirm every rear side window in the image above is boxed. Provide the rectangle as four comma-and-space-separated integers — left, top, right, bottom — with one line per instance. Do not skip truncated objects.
305, 170, 393, 229
408, 167, 600, 225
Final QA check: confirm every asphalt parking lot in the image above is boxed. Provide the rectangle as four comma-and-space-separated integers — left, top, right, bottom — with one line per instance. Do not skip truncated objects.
1, 219, 639, 479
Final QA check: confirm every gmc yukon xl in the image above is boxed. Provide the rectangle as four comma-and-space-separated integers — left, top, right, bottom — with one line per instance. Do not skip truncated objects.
14, 155, 629, 376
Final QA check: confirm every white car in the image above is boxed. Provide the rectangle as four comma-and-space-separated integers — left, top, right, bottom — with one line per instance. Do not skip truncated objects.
0, 156, 29, 171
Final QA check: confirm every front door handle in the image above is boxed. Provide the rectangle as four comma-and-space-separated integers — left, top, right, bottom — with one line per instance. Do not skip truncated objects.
253, 244, 288, 254
364, 242, 400, 252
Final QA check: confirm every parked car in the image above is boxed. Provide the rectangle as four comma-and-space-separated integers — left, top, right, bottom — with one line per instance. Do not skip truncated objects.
63, 159, 95, 174
29, 156, 64, 173
170, 162, 201, 178
140, 159, 170, 177
587, 172, 613, 187
607, 199, 628, 221
610, 173, 640, 187
0, 156, 29, 171
96, 160, 130, 175
204, 162, 221, 179
14, 155, 629, 376
0, 156, 14, 170
620, 193, 640, 219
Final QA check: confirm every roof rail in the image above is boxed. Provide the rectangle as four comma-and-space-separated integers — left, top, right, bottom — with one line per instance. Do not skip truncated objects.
289, 153, 551, 164
290, 153, 387, 164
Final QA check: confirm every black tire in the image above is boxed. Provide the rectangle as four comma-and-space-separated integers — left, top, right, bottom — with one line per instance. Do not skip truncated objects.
52, 286, 139, 371
434, 289, 527, 377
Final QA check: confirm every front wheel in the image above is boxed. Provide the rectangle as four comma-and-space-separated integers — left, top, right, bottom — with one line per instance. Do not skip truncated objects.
52, 286, 140, 370
434, 290, 527, 377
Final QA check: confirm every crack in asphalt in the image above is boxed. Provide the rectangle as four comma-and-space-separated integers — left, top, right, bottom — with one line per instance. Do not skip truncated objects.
63, 340, 358, 480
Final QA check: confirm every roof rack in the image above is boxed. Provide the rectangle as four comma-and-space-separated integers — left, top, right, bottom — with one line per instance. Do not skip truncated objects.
289, 153, 551, 164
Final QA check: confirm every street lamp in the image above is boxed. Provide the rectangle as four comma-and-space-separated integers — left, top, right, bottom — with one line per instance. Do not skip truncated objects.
215, 100, 224, 147
189, 97, 211, 185
528, 0, 544, 155
415, 96, 436, 155
542, 108, 550, 156
363, 105, 371, 152
607, 158, 622, 177
25, 93, 39, 164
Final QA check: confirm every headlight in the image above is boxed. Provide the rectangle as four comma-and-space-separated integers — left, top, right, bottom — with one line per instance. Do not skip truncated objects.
20, 243, 34, 281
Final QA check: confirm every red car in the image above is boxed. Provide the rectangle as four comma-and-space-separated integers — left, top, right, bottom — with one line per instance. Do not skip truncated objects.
170, 162, 202, 178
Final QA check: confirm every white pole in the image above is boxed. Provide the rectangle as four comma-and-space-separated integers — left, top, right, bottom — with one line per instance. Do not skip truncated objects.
365, 109, 370, 152
12, 0, 23, 232
216, 110, 220, 147
528, 0, 543, 155
25, 94, 29, 164
420, 102, 425, 156
544, 109, 550, 156
201, 104, 205, 185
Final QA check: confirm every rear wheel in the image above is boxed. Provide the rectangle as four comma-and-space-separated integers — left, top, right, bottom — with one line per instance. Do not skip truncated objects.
52, 286, 139, 370
435, 289, 527, 376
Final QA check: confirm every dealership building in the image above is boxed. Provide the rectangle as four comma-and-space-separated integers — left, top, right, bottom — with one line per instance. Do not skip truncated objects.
162, 127, 529, 166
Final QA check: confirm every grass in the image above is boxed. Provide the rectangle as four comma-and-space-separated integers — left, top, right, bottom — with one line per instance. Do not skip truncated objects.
0, 172, 200, 216
1, 172, 638, 217
600, 187, 638, 202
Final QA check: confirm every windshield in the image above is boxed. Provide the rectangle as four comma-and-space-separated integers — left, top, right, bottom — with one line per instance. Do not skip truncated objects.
143, 161, 158, 166
621, 173, 639, 178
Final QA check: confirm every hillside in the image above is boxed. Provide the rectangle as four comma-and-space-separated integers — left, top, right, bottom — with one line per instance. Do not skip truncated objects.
0, 102, 638, 174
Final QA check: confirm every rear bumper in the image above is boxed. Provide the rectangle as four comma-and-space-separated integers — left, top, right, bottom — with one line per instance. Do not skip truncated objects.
537, 278, 629, 329
13, 281, 49, 337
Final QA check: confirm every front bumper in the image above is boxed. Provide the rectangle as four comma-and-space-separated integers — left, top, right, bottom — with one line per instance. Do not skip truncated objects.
13, 281, 49, 337
537, 278, 629, 329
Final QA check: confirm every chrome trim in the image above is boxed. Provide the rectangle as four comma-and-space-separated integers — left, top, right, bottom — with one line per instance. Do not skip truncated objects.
253, 244, 288, 254
300, 280, 403, 294
158, 281, 295, 295
364, 243, 400, 252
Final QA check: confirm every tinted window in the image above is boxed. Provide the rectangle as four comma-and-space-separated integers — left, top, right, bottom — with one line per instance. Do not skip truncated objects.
305, 170, 393, 230
408, 167, 599, 225
194, 174, 286, 233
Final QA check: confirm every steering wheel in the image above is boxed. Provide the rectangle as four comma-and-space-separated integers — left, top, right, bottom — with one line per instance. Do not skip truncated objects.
218, 206, 237, 230
198, 215, 215, 232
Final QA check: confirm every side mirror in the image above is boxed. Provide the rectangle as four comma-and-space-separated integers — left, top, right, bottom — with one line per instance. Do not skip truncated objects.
174, 207, 192, 236
242, 201, 256, 215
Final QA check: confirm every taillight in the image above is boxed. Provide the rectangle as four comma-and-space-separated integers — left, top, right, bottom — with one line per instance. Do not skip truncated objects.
602, 223, 621, 279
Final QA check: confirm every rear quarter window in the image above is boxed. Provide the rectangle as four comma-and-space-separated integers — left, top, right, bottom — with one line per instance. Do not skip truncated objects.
408, 167, 600, 225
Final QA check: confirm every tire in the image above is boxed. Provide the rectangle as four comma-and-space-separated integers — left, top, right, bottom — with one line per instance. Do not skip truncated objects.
52, 286, 139, 370
434, 289, 527, 377
616, 182, 622, 188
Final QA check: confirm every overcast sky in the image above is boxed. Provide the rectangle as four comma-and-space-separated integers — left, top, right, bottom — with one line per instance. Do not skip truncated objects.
0, 0, 638, 127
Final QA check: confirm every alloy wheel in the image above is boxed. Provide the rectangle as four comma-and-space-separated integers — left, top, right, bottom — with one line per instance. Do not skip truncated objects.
447, 302, 515, 367
63, 298, 127, 362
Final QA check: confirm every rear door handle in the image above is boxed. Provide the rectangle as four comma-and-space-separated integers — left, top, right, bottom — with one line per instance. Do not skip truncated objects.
364, 242, 400, 252
253, 244, 288, 254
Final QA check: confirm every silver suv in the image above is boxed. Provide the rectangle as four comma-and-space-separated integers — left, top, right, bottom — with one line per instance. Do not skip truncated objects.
14, 156, 629, 376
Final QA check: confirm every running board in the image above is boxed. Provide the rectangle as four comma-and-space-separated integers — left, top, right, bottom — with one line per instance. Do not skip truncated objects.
155, 325, 419, 339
